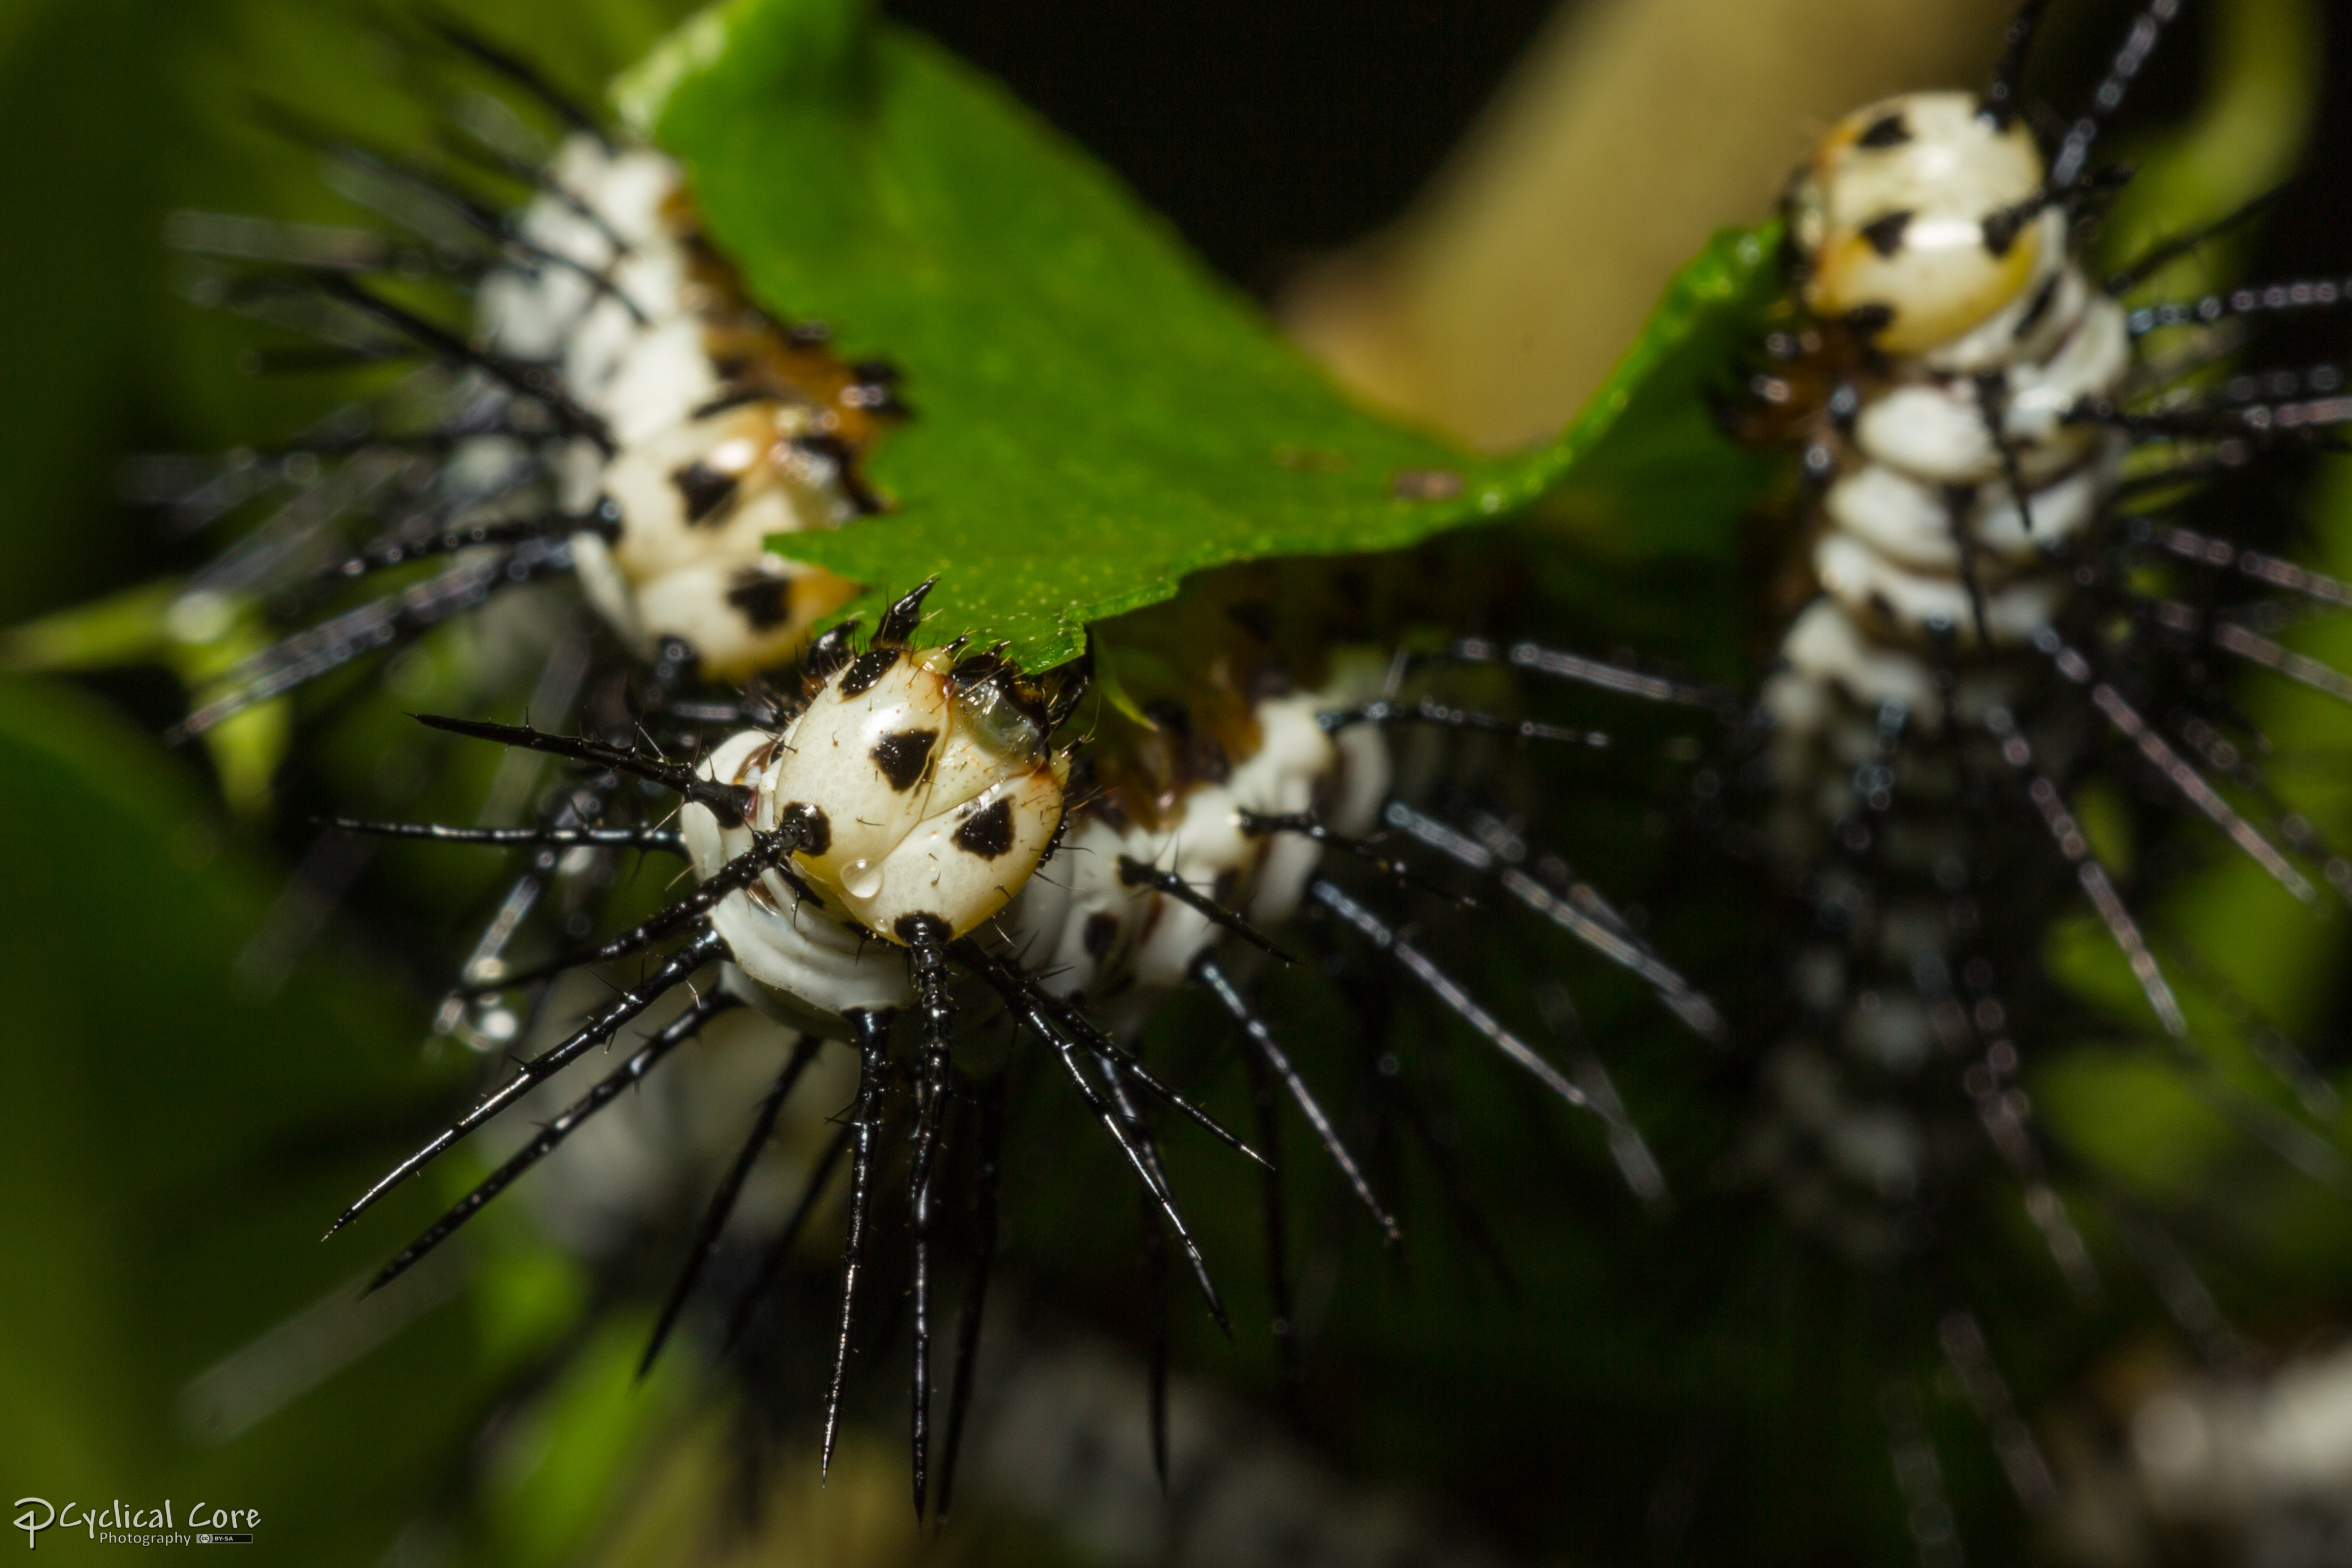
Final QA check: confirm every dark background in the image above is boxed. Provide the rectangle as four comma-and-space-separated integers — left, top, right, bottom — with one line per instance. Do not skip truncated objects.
884, 0, 1562, 294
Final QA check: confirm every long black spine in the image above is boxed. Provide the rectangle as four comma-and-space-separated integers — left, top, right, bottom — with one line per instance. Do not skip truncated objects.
638, 1033, 826, 1380
902, 917, 955, 1519
933, 1077, 1004, 1525
822, 1008, 895, 1480
328, 928, 724, 1239
362, 989, 740, 1294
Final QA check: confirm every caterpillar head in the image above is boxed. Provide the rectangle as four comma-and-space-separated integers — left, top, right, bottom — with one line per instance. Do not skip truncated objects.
717, 581, 1085, 949
1786, 92, 2055, 358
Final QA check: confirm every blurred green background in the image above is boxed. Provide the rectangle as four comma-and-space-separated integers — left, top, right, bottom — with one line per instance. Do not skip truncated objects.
9, 1, 2352, 1564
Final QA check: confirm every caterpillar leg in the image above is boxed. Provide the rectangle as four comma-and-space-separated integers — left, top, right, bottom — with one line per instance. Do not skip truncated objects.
961, 945, 1267, 1165
1371, 1035, 1518, 1290
1985, 708, 2344, 1185
1142, 1182, 1172, 1491
312, 274, 613, 448
169, 544, 575, 741
2140, 520, 2352, 609
412, 712, 756, 822
1318, 695, 1607, 749
2107, 1200, 2251, 1374
1017, 996, 1231, 1333
418, 11, 613, 145
902, 914, 954, 1517
320, 507, 614, 585
1530, 979, 1672, 1208
1116, 855, 1297, 961
1876, 1371, 1965, 1568
1431, 637, 1735, 713
1095, 1042, 1199, 1483
433, 771, 630, 1041
253, 101, 648, 320
1238, 810, 1470, 908
453, 820, 813, 992
326, 816, 684, 854
2072, 384, 2352, 443
1380, 800, 1723, 1040
2206, 617, 2352, 709
2044, 0, 2186, 189
1950, 958, 2103, 1302
327, 713, 789, 1232
1978, 0, 2053, 128
1234, 1025, 1301, 1393
2036, 636, 2317, 904
2127, 276, 2352, 336
1306, 874, 1685, 1217
2156, 936, 2342, 1120
1309, 879, 1593, 1115
1935, 1306, 2058, 1514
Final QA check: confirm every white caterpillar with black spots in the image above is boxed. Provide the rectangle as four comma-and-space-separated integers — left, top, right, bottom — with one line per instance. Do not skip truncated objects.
1008, 682, 1390, 1009
683, 608, 1077, 1021
1712, 0, 2352, 1544
682, 594, 1389, 1028
1765, 88, 2125, 810
482, 134, 894, 681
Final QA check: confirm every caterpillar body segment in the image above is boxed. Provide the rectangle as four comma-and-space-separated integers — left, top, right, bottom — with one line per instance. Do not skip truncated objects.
1745, 17, 2125, 1228
670, 595, 1392, 1030
62, 0, 2352, 1550
1710, 0, 2352, 1547
481, 132, 896, 681
146, 89, 902, 747
327, 542, 1727, 1495
1011, 674, 1391, 1006
1772, 95, 2132, 708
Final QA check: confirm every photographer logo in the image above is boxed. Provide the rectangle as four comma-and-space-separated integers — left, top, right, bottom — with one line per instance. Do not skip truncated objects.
13, 1498, 257, 1548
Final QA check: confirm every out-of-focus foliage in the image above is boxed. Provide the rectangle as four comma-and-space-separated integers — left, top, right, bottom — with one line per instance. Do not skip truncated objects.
2028, 0, 2350, 1311
1, 581, 284, 814
1281, 0, 2021, 451
0, 0, 705, 1561
0, 672, 482, 1559
2095, 0, 2320, 295
0, 0, 700, 818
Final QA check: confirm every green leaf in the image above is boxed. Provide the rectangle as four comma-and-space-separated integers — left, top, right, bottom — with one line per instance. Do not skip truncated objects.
1, 580, 289, 815
1533, 226, 1786, 564
0, 673, 490, 1561
626, 0, 1779, 668
2093, 0, 2322, 294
